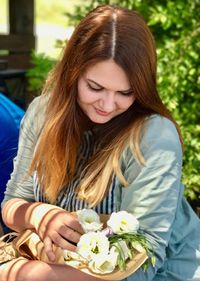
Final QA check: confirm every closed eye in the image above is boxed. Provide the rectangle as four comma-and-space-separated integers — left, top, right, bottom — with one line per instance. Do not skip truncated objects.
86, 78, 133, 96
118, 91, 133, 97
87, 83, 103, 92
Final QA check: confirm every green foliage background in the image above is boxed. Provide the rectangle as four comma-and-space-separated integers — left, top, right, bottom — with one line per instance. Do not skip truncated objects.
27, 0, 200, 204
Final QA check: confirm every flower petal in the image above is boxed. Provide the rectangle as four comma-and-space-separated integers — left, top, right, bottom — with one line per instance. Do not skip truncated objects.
107, 211, 139, 234
77, 209, 103, 233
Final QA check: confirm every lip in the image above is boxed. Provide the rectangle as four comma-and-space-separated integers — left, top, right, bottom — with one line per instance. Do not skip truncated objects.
95, 107, 111, 116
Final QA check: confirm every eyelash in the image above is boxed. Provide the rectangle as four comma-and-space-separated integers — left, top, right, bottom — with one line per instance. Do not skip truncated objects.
119, 91, 133, 97
87, 83, 133, 96
87, 83, 103, 92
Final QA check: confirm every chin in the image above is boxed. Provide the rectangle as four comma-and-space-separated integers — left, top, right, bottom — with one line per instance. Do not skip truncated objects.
90, 117, 112, 124
91, 119, 109, 124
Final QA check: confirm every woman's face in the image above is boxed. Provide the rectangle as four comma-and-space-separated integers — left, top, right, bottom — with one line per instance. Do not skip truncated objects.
77, 59, 135, 124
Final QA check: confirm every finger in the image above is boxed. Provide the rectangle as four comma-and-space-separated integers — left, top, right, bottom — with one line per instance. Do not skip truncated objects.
51, 231, 77, 251
43, 236, 56, 262
64, 216, 84, 234
59, 225, 81, 244
38, 209, 65, 240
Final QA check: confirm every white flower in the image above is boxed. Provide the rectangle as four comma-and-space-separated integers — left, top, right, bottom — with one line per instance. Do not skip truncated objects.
63, 209, 152, 275
77, 232, 109, 261
88, 248, 118, 274
63, 249, 85, 261
77, 209, 103, 233
63, 250, 86, 267
107, 211, 139, 234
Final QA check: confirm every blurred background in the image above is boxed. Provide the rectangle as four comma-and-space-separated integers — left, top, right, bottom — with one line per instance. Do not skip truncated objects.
0, 0, 79, 57
0, 0, 199, 214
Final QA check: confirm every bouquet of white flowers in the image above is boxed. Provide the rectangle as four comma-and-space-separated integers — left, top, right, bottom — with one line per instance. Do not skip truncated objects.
0, 209, 155, 280
63, 209, 155, 280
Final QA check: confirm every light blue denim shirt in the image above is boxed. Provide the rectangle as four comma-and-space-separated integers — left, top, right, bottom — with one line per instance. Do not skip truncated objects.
119, 116, 200, 281
2, 96, 200, 280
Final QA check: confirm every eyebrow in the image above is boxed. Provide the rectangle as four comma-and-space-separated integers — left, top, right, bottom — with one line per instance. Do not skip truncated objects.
87, 78, 132, 93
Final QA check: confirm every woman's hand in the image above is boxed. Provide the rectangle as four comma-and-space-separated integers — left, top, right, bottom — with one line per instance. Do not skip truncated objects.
30, 204, 84, 262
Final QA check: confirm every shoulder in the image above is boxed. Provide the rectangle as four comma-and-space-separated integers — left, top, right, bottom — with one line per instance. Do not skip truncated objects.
21, 94, 49, 135
15, 94, 49, 145
24, 94, 48, 120
123, 114, 182, 165
141, 114, 181, 148
142, 115, 182, 165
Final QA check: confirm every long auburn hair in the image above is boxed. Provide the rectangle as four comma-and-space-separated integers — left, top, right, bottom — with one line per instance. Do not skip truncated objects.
30, 5, 182, 206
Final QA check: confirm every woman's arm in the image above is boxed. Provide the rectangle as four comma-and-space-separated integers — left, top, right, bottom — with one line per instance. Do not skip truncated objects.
0, 258, 110, 281
2, 198, 38, 232
1, 96, 83, 262
120, 116, 183, 281
2, 198, 84, 262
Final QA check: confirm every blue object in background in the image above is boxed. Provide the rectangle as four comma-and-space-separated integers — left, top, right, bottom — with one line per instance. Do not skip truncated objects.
0, 93, 25, 204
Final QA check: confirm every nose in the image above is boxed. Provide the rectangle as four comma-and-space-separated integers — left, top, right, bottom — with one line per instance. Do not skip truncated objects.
99, 91, 116, 112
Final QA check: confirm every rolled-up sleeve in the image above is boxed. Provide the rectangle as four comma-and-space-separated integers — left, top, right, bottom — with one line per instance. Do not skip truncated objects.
120, 116, 183, 281
1, 96, 46, 206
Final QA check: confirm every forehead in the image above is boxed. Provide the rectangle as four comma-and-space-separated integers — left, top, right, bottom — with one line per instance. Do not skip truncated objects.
84, 59, 130, 91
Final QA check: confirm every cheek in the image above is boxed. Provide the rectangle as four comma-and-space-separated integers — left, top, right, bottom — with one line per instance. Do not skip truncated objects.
119, 96, 135, 110
78, 83, 96, 104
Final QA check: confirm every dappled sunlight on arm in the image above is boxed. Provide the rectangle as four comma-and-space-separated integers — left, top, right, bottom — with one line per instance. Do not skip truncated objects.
0, 258, 112, 281
2, 199, 40, 232
0, 257, 29, 281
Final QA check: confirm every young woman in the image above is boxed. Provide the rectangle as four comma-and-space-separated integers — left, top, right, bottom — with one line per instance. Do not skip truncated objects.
1, 4, 199, 281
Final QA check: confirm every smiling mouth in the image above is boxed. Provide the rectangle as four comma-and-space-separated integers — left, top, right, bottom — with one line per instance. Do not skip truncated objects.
95, 108, 111, 116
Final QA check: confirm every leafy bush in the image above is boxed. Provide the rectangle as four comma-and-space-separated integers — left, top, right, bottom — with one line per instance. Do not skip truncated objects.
26, 52, 56, 95
27, 0, 200, 204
